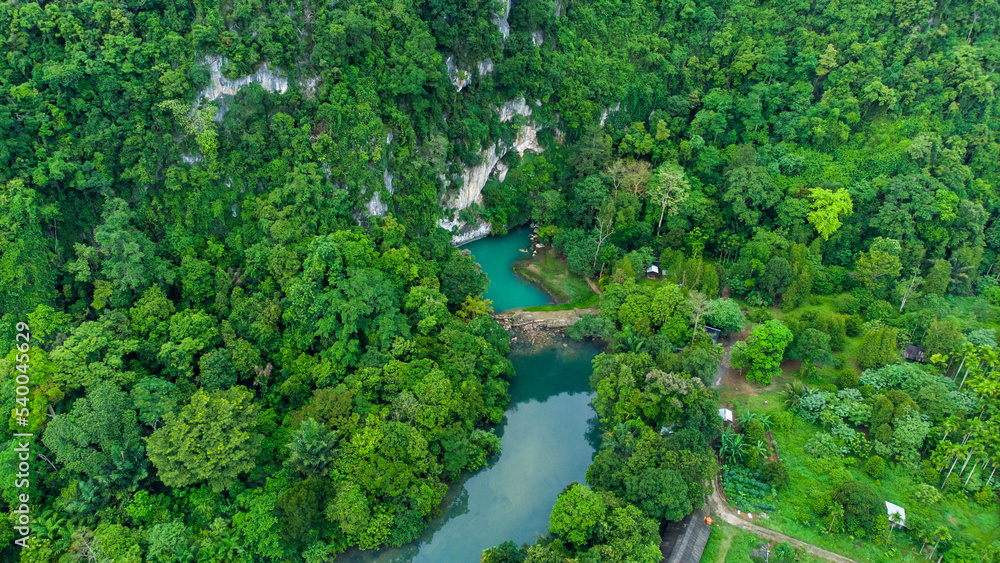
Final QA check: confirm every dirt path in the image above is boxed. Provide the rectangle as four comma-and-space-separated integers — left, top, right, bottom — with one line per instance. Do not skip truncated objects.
585, 277, 602, 295
712, 330, 747, 388
712, 337, 732, 387
707, 478, 858, 563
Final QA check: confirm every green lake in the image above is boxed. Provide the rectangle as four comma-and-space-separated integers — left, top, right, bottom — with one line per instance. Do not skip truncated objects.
339, 228, 601, 562
461, 226, 551, 312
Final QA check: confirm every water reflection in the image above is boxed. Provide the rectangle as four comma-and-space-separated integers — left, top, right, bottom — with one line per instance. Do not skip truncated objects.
338, 339, 600, 562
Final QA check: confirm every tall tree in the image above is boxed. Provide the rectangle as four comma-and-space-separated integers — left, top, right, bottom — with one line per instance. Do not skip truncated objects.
808, 188, 853, 240
742, 320, 794, 385
647, 163, 690, 236
147, 386, 263, 492
593, 198, 617, 272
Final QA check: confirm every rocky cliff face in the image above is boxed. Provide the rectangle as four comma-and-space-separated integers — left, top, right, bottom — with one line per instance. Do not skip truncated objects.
436, 97, 544, 244
192, 56, 542, 244
493, 0, 512, 40
197, 56, 290, 121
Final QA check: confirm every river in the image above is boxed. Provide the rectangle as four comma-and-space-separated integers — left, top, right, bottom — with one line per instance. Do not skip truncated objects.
461, 225, 551, 312
338, 228, 600, 562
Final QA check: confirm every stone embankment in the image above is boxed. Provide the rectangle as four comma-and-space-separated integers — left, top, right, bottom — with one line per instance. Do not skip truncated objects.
494, 307, 597, 345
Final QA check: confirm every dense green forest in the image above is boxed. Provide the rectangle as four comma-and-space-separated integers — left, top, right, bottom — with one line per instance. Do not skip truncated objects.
2, 0, 1000, 560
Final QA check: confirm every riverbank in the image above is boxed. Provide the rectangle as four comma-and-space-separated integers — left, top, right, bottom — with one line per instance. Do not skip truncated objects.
510, 234, 599, 311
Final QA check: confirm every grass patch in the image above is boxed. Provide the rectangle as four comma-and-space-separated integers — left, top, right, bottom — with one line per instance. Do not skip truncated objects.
716, 397, 998, 562
701, 521, 830, 563
513, 247, 597, 308
700, 521, 741, 563
513, 262, 570, 302
523, 294, 599, 312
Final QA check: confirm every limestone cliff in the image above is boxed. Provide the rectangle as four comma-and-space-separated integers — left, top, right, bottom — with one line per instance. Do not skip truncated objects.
436, 98, 544, 244
190, 57, 543, 244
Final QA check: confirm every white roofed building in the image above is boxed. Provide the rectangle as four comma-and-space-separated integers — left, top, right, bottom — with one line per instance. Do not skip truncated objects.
886, 501, 906, 528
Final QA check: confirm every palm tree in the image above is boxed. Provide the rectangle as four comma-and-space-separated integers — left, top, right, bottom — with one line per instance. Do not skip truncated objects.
749, 439, 769, 459
940, 416, 962, 442
617, 326, 646, 353
930, 526, 952, 559
737, 409, 759, 427
782, 381, 807, 409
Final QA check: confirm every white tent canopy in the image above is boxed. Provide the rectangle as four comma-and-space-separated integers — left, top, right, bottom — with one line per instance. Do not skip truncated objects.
718, 408, 733, 422
885, 501, 906, 528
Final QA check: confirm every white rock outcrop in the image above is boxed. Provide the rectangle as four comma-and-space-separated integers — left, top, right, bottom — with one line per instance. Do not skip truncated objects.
494, 0, 511, 39
440, 217, 493, 245
500, 98, 532, 121
366, 192, 388, 217
446, 56, 497, 92
198, 55, 289, 103
363, 133, 396, 218
446, 56, 471, 91
599, 102, 621, 127
438, 98, 544, 243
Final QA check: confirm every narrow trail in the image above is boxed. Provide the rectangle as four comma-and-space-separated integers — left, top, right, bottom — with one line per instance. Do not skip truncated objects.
712, 339, 732, 387
707, 478, 859, 563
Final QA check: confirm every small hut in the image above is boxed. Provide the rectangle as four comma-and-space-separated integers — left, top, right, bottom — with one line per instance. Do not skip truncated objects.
704, 326, 722, 344
904, 345, 925, 363
885, 501, 906, 529
719, 408, 734, 425
645, 260, 661, 280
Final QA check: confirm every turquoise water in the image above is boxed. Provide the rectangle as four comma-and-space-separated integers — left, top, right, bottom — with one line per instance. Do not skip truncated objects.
339, 340, 601, 563
337, 227, 599, 563
461, 226, 551, 312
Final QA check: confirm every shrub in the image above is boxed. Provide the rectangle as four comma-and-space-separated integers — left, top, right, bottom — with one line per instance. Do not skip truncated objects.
744, 419, 765, 444
748, 308, 773, 323
805, 432, 843, 458
974, 487, 996, 506
844, 314, 863, 336
829, 466, 853, 487
835, 294, 860, 315
864, 455, 886, 479
771, 411, 794, 432
913, 483, 943, 504
773, 542, 795, 563
864, 300, 895, 322
761, 461, 789, 490
837, 369, 860, 389
921, 465, 940, 486
833, 480, 882, 533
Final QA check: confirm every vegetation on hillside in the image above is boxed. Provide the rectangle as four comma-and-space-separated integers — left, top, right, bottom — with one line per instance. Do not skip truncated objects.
2, 0, 1000, 561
